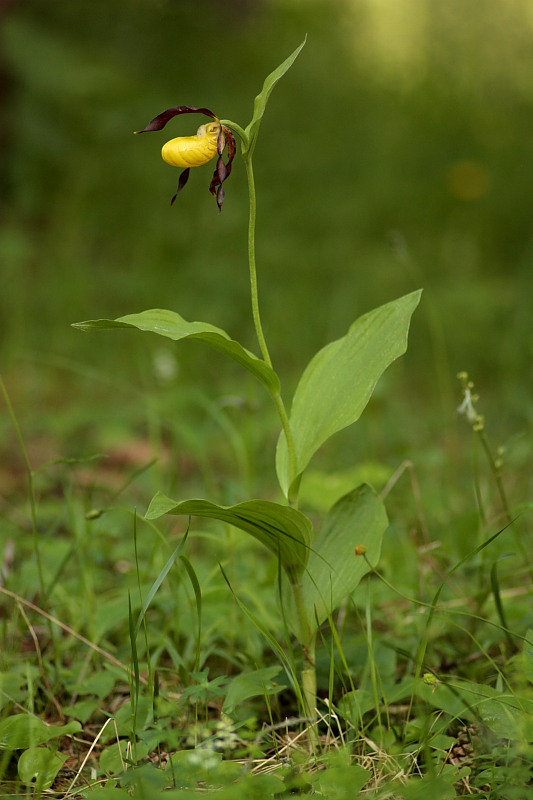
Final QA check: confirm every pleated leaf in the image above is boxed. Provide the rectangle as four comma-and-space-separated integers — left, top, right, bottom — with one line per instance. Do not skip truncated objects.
276, 290, 421, 497
73, 309, 279, 394
145, 492, 313, 582
285, 484, 388, 639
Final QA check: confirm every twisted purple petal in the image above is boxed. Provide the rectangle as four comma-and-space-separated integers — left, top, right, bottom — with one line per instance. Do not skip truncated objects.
170, 168, 191, 205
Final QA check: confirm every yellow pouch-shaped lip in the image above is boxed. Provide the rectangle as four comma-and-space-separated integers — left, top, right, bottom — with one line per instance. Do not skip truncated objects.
161, 122, 220, 168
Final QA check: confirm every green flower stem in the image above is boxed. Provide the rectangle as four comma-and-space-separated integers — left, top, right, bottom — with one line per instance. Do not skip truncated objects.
230, 118, 316, 728
244, 156, 271, 366
243, 155, 298, 491
221, 119, 247, 145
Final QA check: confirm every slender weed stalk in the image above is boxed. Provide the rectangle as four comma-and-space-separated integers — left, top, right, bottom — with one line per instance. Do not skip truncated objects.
457, 372, 533, 598
0, 376, 45, 598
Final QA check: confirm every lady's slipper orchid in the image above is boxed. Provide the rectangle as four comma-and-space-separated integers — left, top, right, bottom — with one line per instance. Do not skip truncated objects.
136, 106, 236, 211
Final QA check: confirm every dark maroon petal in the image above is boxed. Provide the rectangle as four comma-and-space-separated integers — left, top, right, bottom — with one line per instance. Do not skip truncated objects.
217, 126, 226, 155
209, 158, 222, 197
217, 156, 228, 185
222, 127, 237, 177
170, 168, 191, 205
208, 175, 220, 197
204, 128, 237, 211
135, 106, 217, 134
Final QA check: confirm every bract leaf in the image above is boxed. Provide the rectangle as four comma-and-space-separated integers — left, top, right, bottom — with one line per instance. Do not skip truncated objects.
285, 484, 387, 638
145, 492, 313, 582
276, 290, 421, 497
243, 38, 306, 156
73, 309, 279, 393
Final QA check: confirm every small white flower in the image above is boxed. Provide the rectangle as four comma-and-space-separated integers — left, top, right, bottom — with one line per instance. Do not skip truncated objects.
457, 385, 479, 424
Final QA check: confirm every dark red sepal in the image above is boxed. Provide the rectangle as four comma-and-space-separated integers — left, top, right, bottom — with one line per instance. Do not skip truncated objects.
135, 106, 217, 134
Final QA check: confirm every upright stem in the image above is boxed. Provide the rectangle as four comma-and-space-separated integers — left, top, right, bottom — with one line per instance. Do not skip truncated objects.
243, 155, 298, 489
244, 156, 271, 367
301, 646, 317, 739
243, 142, 316, 740
292, 579, 317, 706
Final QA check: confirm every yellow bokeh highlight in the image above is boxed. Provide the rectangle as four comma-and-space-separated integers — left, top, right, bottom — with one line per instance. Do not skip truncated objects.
446, 160, 491, 201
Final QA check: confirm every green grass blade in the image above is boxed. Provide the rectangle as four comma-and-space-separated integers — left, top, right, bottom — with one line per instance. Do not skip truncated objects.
134, 529, 190, 638
179, 554, 202, 671
490, 557, 516, 653
128, 592, 140, 745
218, 564, 304, 713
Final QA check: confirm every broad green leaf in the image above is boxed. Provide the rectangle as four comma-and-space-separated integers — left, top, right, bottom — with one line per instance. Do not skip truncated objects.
0, 715, 80, 750
72, 670, 116, 699
387, 771, 468, 800
223, 666, 285, 713
424, 680, 533, 740
336, 688, 376, 725
314, 765, 371, 797
236, 773, 286, 797
285, 485, 387, 638
100, 740, 150, 776
110, 696, 153, 739
99, 740, 128, 775
0, 671, 27, 711
63, 699, 100, 723
299, 462, 391, 512
73, 309, 279, 394
145, 492, 313, 582
75, 790, 129, 799
120, 762, 173, 792
18, 746, 68, 790
168, 750, 224, 789
243, 38, 306, 156
276, 290, 421, 497
521, 629, 533, 684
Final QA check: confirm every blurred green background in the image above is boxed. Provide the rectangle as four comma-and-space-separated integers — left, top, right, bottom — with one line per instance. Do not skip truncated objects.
1, 0, 533, 500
